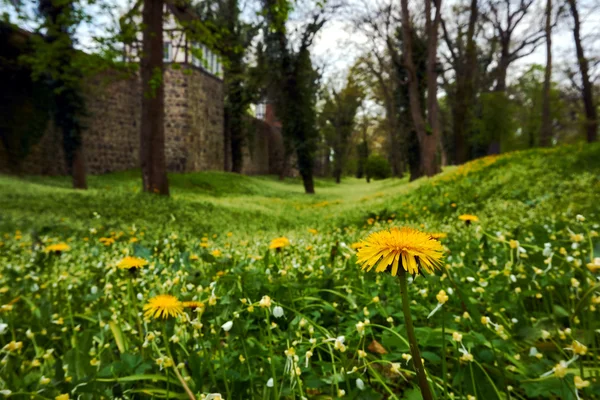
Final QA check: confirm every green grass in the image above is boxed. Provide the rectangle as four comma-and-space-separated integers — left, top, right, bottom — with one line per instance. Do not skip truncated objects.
1, 143, 599, 239
1, 143, 600, 399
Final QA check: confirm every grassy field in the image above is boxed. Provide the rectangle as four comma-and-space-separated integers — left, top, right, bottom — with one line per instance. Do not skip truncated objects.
0, 143, 599, 399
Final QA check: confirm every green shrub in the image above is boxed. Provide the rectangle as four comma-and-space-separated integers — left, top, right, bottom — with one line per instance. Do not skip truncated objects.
365, 154, 391, 180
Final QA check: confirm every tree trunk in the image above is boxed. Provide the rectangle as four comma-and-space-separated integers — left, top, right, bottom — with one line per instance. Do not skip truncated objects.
140, 0, 169, 195
71, 146, 87, 189
40, 0, 87, 189
301, 171, 315, 193
540, 0, 552, 147
297, 146, 315, 193
402, 0, 440, 177
228, 73, 244, 173
425, 0, 442, 175
567, 0, 597, 143
453, 0, 478, 164
223, 105, 232, 171
334, 166, 341, 184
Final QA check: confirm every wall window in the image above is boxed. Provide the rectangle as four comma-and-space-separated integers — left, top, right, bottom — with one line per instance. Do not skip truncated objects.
255, 103, 266, 120
163, 42, 171, 62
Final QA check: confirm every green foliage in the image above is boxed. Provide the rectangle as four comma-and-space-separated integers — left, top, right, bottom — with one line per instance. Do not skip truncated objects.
0, 23, 53, 166
473, 91, 516, 153
320, 76, 364, 181
365, 154, 392, 180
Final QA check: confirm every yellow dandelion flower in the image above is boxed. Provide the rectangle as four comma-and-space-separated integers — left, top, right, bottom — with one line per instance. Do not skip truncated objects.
211, 249, 222, 257
143, 295, 184, 319
44, 243, 71, 253
182, 301, 204, 311
429, 232, 447, 240
356, 227, 444, 276
99, 237, 115, 246
55, 394, 70, 400
117, 256, 148, 270
308, 228, 318, 235
458, 214, 479, 223
269, 237, 290, 249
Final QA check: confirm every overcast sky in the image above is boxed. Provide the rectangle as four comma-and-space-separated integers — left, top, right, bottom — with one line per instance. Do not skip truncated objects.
3, 0, 598, 89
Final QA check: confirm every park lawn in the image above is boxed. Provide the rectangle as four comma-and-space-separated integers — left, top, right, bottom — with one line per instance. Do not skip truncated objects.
0, 142, 599, 399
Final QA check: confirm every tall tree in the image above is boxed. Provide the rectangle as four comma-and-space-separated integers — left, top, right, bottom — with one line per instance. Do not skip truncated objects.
140, 0, 169, 195
262, 0, 330, 194
567, 0, 597, 143
425, 0, 443, 168
482, 0, 546, 153
37, 0, 87, 189
539, 0, 552, 147
351, 2, 405, 177
400, 0, 441, 177
441, 0, 479, 164
320, 76, 364, 183
193, 0, 260, 173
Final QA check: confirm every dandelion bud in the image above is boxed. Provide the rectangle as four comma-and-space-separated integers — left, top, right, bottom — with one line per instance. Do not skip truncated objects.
272, 306, 284, 318
221, 321, 233, 332
356, 378, 365, 390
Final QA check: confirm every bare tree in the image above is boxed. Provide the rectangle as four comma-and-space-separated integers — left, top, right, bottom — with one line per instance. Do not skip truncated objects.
540, 0, 552, 147
484, 0, 546, 92
140, 0, 170, 195
401, 0, 441, 177
441, 0, 479, 164
566, 0, 597, 143
349, 0, 405, 177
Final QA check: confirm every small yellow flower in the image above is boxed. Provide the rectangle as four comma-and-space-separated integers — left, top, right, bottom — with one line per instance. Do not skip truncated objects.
99, 237, 115, 246
117, 256, 148, 270
55, 394, 70, 400
570, 233, 584, 242
430, 232, 447, 240
284, 347, 296, 357
308, 228, 318, 235
587, 258, 600, 273
3, 341, 23, 352
211, 249, 222, 257
574, 375, 590, 389
259, 295, 272, 308
458, 214, 479, 223
553, 361, 568, 378
143, 295, 184, 319
182, 301, 204, 311
43, 243, 71, 253
570, 340, 588, 355
269, 237, 290, 249
509, 240, 519, 249
436, 290, 449, 304
356, 227, 444, 276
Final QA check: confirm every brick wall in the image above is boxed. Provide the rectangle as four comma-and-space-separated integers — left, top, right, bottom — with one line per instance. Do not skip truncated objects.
0, 65, 225, 175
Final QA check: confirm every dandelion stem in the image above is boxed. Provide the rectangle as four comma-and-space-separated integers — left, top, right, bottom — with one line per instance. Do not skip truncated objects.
398, 269, 433, 400
441, 307, 447, 399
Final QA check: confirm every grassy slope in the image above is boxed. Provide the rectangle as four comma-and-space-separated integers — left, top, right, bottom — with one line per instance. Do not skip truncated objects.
1, 143, 599, 237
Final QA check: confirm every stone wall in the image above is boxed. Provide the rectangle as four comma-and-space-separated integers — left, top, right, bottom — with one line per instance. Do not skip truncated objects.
0, 65, 225, 175
240, 119, 288, 176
